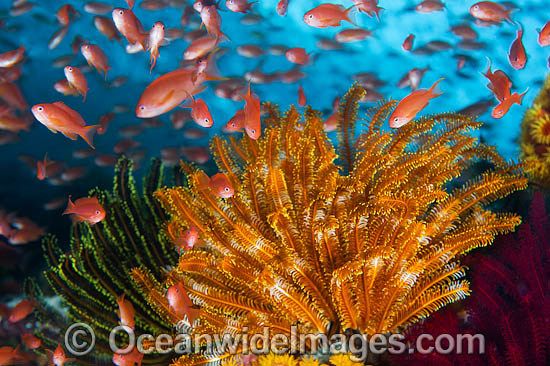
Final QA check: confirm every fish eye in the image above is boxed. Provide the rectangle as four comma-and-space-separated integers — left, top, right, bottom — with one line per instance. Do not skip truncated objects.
95, 210, 101, 215
393, 117, 399, 122
204, 118, 209, 123
308, 14, 313, 19
139, 105, 146, 111
67, 67, 72, 71
231, 122, 235, 127
119, 10, 124, 15
224, 187, 230, 192
37, 106, 43, 111
473, 5, 478, 9
251, 129, 256, 133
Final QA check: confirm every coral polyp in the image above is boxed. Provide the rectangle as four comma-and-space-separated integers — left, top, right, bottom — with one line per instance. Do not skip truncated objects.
135, 84, 526, 366
520, 74, 550, 187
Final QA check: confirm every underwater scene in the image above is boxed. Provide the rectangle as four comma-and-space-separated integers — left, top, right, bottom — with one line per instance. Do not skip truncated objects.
1, 0, 550, 365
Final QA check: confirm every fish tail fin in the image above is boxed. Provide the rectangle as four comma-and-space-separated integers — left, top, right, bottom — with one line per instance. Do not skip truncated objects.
344, 5, 360, 28
517, 87, 529, 104
104, 66, 110, 81
248, 1, 258, 11
374, 6, 384, 21
81, 124, 99, 149
63, 195, 75, 215
219, 30, 230, 42
429, 78, 445, 97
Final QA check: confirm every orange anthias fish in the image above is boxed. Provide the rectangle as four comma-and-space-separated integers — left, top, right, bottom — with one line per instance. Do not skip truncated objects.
54, 79, 79, 96
31, 102, 98, 148
538, 20, 550, 46
50, 344, 74, 366
183, 34, 221, 61
0, 46, 25, 68
353, 0, 383, 20
56, 4, 77, 26
171, 224, 199, 252
200, 5, 229, 40
509, 26, 527, 70
303, 4, 358, 28
482, 57, 512, 102
116, 294, 135, 330
81, 44, 110, 79
136, 68, 219, 118
147, 22, 165, 72
113, 347, 143, 366
226, 0, 257, 13
63, 196, 105, 224
240, 83, 261, 139
469, 1, 513, 23
181, 92, 213, 128
415, 0, 444, 13
388, 78, 444, 128
225, 109, 245, 131
198, 171, 235, 198
276, 0, 288, 16
64, 66, 89, 101
0, 346, 21, 366
21, 334, 41, 349
8, 299, 36, 323
285, 47, 310, 65
167, 282, 198, 323
402, 34, 414, 51
297, 85, 306, 107
491, 90, 527, 119
112, 8, 147, 50
37, 153, 54, 181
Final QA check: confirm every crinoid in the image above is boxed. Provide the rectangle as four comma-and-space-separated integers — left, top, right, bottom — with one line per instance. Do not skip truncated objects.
520, 74, 550, 188
28, 157, 181, 365
137, 84, 526, 365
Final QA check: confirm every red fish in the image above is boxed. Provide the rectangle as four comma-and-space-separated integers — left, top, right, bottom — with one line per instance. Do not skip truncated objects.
285, 47, 310, 65
226, 0, 256, 13
303, 4, 357, 28
538, 21, 550, 46
112, 8, 147, 50
276, 0, 288, 16
240, 83, 261, 140
54, 79, 79, 96
94, 16, 122, 41
37, 153, 54, 181
63, 196, 105, 224
482, 58, 511, 102
116, 294, 135, 330
0, 82, 28, 111
397, 67, 429, 91
57, 4, 77, 26
113, 347, 143, 366
198, 171, 235, 198
388, 78, 444, 128
64, 66, 89, 101
51, 344, 73, 366
166, 282, 197, 322
31, 102, 98, 148
0, 46, 25, 68
334, 28, 372, 43
415, 0, 444, 13
147, 22, 165, 72
353, 0, 382, 20
402, 34, 414, 51
509, 26, 527, 70
491, 90, 527, 119
81, 44, 110, 80
8, 299, 36, 322
183, 34, 220, 61
172, 225, 199, 252
181, 92, 213, 128
297, 85, 306, 107
469, 1, 513, 23
21, 334, 41, 349
225, 109, 245, 132
200, 5, 228, 41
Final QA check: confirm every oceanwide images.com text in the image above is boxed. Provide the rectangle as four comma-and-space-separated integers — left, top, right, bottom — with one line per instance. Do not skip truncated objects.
66, 322, 485, 361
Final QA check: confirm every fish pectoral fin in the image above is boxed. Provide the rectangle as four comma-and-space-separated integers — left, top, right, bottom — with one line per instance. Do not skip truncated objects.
60, 131, 78, 140
47, 127, 58, 134
159, 89, 175, 106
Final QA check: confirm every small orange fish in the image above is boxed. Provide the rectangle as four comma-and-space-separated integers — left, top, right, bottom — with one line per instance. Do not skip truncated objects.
198, 171, 235, 198
147, 22, 165, 72
389, 78, 444, 128
113, 347, 143, 366
0, 82, 28, 111
226, 0, 257, 13
63, 196, 105, 224
303, 3, 357, 28
240, 83, 261, 140
125, 0, 135, 9
181, 92, 213, 128
402, 34, 414, 51
37, 153, 54, 181
64, 66, 89, 101
53, 79, 79, 96
285, 47, 310, 65
276, 0, 288, 16
51, 344, 74, 366
469, 1, 512, 23
456, 56, 466, 70
31, 102, 98, 148
491, 89, 528, 119
81, 44, 110, 79
172, 225, 199, 252
112, 8, 147, 50
334, 28, 372, 43
116, 294, 135, 330
98, 112, 115, 134
509, 26, 527, 70
353, 0, 382, 20
482, 58, 512, 102
183, 34, 220, 61
94, 16, 122, 41
538, 21, 550, 47
200, 5, 229, 40
166, 282, 197, 322
21, 334, 41, 349
297, 85, 306, 107
0, 346, 20, 366
225, 109, 245, 132
57, 4, 77, 26
0, 46, 25, 68
397, 67, 429, 91
8, 299, 36, 323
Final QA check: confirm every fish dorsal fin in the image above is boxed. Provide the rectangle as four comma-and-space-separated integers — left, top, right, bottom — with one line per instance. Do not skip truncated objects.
53, 102, 86, 126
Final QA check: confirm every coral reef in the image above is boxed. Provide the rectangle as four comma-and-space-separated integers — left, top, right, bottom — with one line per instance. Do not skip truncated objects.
29, 157, 181, 365
137, 84, 526, 365
395, 192, 550, 366
520, 74, 550, 188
